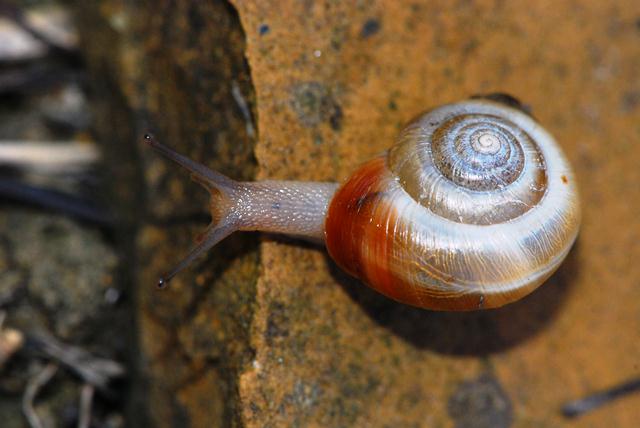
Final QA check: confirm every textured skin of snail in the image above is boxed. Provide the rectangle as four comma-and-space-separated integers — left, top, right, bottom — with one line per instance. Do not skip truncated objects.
325, 99, 580, 310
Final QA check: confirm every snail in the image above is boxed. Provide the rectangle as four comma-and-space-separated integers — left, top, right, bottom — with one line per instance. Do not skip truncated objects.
144, 96, 580, 311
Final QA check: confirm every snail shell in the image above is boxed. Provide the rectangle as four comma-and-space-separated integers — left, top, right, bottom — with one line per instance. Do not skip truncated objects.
325, 99, 580, 310
145, 97, 580, 311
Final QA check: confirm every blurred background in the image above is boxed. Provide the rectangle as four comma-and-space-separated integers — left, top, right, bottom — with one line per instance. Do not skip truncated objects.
0, 1, 639, 427
0, 1, 129, 427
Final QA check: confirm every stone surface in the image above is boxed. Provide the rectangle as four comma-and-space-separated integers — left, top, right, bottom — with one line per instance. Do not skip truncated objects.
77, 0, 640, 427
232, 1, 640, 427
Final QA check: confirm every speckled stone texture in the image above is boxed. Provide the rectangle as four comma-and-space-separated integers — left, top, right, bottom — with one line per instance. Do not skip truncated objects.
79, 0, 640, 427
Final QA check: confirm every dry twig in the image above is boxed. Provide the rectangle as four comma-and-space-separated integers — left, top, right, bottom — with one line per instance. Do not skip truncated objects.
0, 142, 99, 174
562, 377, 640, 418
231, 80, 256, 138
0, 2, 78, 60
22, 362, 59, 428
27, 331, 126, 392
78, 383, 94, 428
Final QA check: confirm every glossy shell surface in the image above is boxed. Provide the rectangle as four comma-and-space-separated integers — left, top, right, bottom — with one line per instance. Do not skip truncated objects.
325, 100, 580, 310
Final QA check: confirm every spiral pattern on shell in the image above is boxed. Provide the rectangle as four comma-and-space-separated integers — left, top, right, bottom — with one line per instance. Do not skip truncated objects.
325, 98, 580, 310
390, 105, 550, 225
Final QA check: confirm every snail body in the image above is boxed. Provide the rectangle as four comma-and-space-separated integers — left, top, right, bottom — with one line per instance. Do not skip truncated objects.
145, 97, 580, 310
